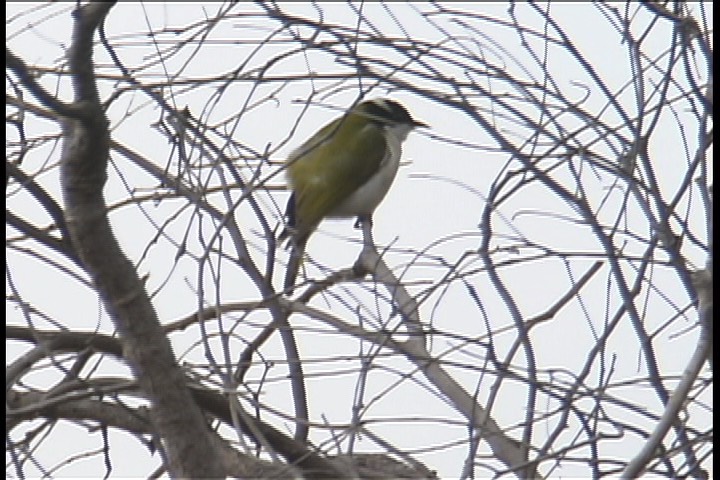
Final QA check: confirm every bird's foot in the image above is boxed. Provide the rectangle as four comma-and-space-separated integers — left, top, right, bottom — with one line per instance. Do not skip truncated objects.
354, 214, 373, 229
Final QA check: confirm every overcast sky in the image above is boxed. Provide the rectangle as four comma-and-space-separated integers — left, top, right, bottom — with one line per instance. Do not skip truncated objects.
7, 2, 713, 478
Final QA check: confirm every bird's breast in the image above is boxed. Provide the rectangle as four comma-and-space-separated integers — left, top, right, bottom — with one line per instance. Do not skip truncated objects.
329, 132, 402, 217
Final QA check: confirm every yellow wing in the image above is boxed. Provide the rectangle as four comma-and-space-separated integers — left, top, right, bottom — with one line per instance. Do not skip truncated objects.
287, 113, 387, 241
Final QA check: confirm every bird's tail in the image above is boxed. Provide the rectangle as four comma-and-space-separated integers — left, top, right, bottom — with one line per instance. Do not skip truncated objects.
280, 191, 306, 294
278, 192, 297, 245
284, 237, 307, 295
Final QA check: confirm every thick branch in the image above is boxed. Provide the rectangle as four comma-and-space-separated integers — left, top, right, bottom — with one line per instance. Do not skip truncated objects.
58, 3, 224, 477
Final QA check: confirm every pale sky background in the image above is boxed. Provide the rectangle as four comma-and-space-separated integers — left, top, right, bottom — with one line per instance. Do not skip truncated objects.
7, 2, 712, 478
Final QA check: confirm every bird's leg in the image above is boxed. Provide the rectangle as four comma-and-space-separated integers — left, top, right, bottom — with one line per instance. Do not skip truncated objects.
354, 214, 373, 229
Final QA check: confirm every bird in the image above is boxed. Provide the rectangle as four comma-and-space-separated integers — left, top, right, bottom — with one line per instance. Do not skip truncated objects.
279, 98, 427, 294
